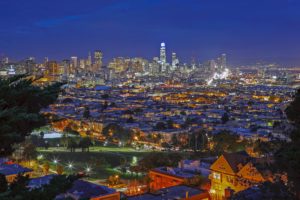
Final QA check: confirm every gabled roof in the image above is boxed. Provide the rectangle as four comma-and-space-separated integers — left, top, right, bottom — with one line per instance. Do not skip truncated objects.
210, 151, 249, 174
222, 151, 249, 173
237, 162, 265, 182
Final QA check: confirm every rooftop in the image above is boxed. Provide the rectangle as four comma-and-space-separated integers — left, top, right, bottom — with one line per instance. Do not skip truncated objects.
0, 163, 32, 176
128, 185, 207, 200
65, 180, 116, 199
152, 167, 199, 179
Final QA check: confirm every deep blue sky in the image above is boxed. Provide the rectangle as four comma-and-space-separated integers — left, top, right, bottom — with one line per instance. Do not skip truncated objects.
0, 0, 300, 66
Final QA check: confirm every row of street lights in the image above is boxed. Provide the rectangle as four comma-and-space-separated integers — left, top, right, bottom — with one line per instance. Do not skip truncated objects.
37, 154, 91, 174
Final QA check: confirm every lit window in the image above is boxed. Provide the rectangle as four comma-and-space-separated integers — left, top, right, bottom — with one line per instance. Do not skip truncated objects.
213, 172, 221, 180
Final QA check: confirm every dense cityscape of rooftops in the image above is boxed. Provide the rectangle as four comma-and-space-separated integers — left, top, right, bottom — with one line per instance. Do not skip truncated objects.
0, 42, 300, 199
1, 1, 300, 200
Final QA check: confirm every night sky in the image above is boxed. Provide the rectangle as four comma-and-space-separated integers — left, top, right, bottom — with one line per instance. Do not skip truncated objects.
0, 0, 300, 66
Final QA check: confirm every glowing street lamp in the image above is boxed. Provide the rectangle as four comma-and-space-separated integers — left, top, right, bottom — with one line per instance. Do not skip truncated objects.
37, 154, 44, 160
52, 157, 59, 165
67, 162, 73, 169
85, 167, 91, 173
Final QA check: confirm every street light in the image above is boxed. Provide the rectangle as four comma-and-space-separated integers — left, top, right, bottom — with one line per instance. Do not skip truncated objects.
52, 157, 59, 166
67, 162, 73, 169
86, 167, 91, 173
37, 154, 43, 160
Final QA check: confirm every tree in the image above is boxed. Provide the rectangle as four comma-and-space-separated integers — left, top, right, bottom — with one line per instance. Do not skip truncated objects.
167, 119, 174, 129
67, 138, 78, 152
10, 174, 29, 197
155, 122, 166, 130
275, 88, 300, 197
285, 89, 300, 125
101, 94, 109, 99
101, 101, 108, 111
137, 152, 183, 172
79, 137, 92, 152
253, 140, 282, 157
124, 110, 134, 115
189, 129, 208, 151
0, 174, 7, 193
127, 116, 135, 123
171, 134, 178, 146
0, 75, 62, 156
110, 102, 116, 107
39, 131, 45, 139
30, 135, 40, 146
231, 181, 296, 200
60, 133, 68, 148
22, 142, 37, 161
221, 112, 230, 124
43, 162, 50, 175
102, 123, 132, 143
212, 130, 243, 154
83, 106, 90, 119
56, 165, 64, 175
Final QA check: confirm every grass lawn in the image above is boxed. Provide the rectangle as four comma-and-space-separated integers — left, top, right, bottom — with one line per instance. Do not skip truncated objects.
37, 146, 193, 180
37, 146, 152, 179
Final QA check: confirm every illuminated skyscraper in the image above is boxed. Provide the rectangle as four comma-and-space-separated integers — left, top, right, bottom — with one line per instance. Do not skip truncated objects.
70, 56, 78, 74
171, 52, 179, 70
93, 50, 103, 73
25, 57, 35, 74
62, 59, 70, 76
160, 42, 166, 72
87, 52, 92, 67
47, 61, 59, 76
221, 53, 226, 68
79, 59, 86, 70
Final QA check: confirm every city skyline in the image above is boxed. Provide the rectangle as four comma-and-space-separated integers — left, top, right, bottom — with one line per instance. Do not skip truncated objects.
1, 0, 300, 66
0, 1, 300, 199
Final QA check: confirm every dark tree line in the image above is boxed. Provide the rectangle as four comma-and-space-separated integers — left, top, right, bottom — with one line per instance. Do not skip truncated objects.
0, 75, 77, 199
67, 137, 92, 152
0, 75, 63, 156
275, 88, 300, 198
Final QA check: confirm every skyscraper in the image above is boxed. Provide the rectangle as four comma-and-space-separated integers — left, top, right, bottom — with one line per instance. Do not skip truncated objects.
221, 53, 226, 68
87, 52, 92, 67
160, 42, 166, 72
93, 50, 103, 73
171, 52, 179, 70
62, 59, 70, 77
70, 56, 78, 74
79, 59, 86, 70
25, 57, 35, 74
47, 61, 59, 76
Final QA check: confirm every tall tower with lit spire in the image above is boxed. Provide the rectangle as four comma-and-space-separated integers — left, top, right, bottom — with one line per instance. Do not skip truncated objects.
160, 42, 166, 72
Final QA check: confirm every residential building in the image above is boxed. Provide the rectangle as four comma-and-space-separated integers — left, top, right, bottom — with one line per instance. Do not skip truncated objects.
209, 151, 272, 200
